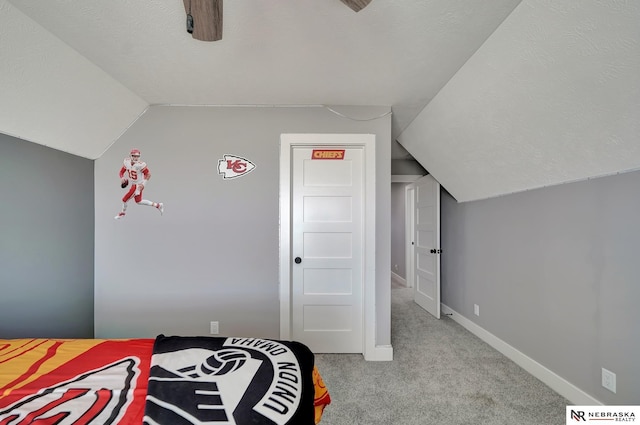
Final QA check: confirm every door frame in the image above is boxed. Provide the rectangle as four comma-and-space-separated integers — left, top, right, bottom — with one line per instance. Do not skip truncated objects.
279, 133, 378, 359
405, 184, 415, 288
391, 174, 422, 288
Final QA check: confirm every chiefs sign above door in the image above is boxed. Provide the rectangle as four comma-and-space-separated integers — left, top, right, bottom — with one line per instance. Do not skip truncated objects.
280, 134, 379, 358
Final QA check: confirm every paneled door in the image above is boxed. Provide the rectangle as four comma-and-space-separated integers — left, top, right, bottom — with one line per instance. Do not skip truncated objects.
413, 174, 441, 319
290, 146, 364, 353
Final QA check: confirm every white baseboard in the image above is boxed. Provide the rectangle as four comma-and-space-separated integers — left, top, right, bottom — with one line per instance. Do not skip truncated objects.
391, 271, 406, 287
365, 345, 394, 361
441, 304, 601, 406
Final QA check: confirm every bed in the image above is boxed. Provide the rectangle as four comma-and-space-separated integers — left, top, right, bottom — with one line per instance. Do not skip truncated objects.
0, 335, 330, 424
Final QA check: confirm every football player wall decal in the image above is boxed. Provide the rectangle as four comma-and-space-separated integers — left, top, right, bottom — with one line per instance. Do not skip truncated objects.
114, 148, 164, 220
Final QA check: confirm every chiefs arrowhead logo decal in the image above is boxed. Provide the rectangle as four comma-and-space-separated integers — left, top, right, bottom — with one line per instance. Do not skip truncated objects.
218, 154, 256, 179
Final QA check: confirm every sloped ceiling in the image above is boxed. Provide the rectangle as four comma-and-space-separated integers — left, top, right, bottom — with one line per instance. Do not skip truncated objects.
1, 0, 520, 160
0, 0, 147, 159
399, 1, 640, 202
1, 0, 638, 202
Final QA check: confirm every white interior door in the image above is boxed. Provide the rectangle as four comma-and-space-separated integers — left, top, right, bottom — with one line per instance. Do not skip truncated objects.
291, 146, 364, 353
413, 174, 441, 318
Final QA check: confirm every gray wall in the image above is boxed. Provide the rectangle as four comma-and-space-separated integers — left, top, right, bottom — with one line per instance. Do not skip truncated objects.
391, 159, 425, 176
94, 105, 393, 346
0, 133, 94, 338
441, 171, 640, 404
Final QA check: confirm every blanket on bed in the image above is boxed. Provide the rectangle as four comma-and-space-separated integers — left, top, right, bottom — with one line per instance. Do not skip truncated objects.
0, 338, 153, 424
0, 337, 330, 425
143, 335, 320, 425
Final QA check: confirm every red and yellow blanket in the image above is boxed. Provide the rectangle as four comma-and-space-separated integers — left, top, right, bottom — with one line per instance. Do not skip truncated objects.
0, 338, 330, 424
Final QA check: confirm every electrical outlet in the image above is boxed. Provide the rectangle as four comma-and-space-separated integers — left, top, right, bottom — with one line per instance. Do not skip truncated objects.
474, 304, 480, 316
210, 321, 219, 335
602, 368, 616, 393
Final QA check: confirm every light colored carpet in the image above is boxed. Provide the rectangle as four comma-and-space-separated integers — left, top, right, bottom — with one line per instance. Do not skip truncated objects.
313, 282, 569, 424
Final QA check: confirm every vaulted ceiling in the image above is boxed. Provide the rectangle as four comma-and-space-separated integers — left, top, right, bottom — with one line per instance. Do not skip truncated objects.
1, 0, 638, 201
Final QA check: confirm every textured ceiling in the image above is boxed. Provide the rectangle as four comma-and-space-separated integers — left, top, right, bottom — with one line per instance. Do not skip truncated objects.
1, 0, 522, 159
4, 0, 636, 202
399, 0, 640, 201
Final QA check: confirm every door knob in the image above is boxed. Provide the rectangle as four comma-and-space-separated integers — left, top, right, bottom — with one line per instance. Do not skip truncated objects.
294, 257, 302, 264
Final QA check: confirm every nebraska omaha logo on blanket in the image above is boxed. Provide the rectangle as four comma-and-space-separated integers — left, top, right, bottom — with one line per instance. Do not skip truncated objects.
143, 335, 315, 425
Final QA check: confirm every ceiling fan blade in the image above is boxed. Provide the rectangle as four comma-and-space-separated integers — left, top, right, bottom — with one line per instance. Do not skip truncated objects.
183, 0, 222, 41
339, 0, 372, 12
